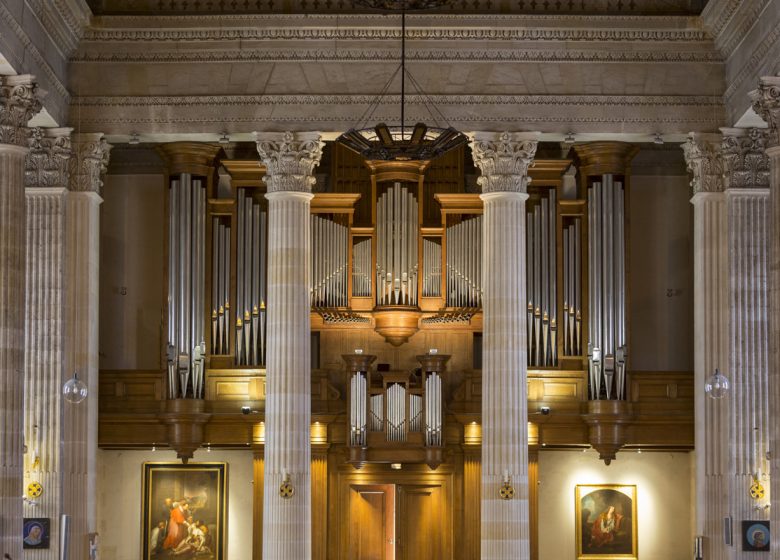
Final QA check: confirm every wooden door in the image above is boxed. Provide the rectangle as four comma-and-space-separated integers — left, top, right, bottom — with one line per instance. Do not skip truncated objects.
396, 484, 446, 560
348, 484, 396, 560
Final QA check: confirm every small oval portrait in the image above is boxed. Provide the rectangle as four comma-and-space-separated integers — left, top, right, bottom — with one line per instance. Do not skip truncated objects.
23, 518, 50, 549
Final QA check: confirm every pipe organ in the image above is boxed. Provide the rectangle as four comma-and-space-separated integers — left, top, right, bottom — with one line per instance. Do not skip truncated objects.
167, 173, 207, 399
586, 174, 628, 400
422, 238, 442, 298
445, 215, 482, 308
235, 189, 267, 366
376, 182, 419, 307
311, 214, 349, 308
352, 237, 372, 298
343, 352, 450, 468
526, 190, 557, 367
562, 217, 583, 357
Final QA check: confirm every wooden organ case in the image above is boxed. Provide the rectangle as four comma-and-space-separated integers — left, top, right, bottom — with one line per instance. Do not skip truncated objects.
98, 141, 694, 560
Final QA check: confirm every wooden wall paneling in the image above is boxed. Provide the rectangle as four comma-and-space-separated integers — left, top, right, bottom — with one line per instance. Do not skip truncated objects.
253, 451, 264, 560
462, 449, 481, 560
331, 143, 373, 227
529, 450, 539, 560
312, 448, 329, 560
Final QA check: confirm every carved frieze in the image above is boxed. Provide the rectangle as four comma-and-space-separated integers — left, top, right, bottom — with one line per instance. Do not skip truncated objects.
69, 133, 112, 193
25, 127, 73, 189
0, 75, 42, 148
470, 131, 539, 194
255, 131, 323, 193
721, 128, 770, 189
750, 76, 780, 148
682, 133, 724, 195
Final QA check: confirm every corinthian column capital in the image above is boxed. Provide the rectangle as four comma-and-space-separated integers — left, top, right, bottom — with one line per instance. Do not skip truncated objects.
469, 131, 540, 194
25, 127, 73, 189
69, 133, 111, 194
682, 133, 724, 196
254, 131, 323, 193
0, 75, 42, 147
749, 76, 780, 148
721, 128, 770, 190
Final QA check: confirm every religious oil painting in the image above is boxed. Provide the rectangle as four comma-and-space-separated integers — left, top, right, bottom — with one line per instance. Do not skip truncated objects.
742, 520, 770, 551
575, 484, 637, 559
142, 462, 227, 560
22, 518, 50, 549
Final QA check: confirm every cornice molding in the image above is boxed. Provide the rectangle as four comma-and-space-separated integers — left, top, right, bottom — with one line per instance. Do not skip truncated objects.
721, 128, 770, 190
682, 132, 724, 195
82, 25, 712, 43
72, 46, 720, 64
68, 93, 724, 134
0, 1, 72, 109
712, 0, 773, 58
25, 127, 73, 189
723, 20, 780, 103
701, 0, 742, 43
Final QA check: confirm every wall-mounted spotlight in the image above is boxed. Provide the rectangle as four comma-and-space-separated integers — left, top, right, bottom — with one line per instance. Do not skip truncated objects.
218, 131, 230, 144
128, 132, 140, 145
563, 132, 576, 144
653, 132, 664, 145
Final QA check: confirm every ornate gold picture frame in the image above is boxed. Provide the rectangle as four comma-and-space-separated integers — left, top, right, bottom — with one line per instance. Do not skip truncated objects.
575, 484, 637, 559
141, 462, 228, 560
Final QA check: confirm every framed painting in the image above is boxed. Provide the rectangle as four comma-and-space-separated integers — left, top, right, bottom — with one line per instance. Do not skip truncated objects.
575, 484, 637, 559
142, 462, 227, 560
22, 518, 50, 549
742, 520, 770, 551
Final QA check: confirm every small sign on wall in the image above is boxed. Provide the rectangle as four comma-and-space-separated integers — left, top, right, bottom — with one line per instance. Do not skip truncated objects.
742, 521, 770, 552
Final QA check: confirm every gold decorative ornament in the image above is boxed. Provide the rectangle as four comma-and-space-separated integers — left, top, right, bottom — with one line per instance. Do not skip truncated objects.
26, 481, 43, 499
750, 476, 765, 500
499, 482, 515, 500
279, 473, 294, 499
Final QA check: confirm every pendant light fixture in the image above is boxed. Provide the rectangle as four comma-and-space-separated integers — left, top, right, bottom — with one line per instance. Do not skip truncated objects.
337, 0, 467, 162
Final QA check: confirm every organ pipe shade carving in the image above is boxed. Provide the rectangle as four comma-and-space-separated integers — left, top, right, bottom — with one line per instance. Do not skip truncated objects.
235, 189, 267, 366
446, 215, 482, 308
167, 173, 206, 399
376, 182, 419, 306
311, 214, 349, 308
587, 174, 628, 400
526, 189, 558, 367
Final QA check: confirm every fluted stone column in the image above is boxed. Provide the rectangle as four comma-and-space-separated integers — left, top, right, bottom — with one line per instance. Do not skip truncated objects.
750, 76, 780, 559
722, 128, 772, 549
471, 131, 539, 560
255, 131, 322, 560
683, 133, 729, 560
0, 74, 41, 560
64, 133, 110, 558
23, 127, 72, 560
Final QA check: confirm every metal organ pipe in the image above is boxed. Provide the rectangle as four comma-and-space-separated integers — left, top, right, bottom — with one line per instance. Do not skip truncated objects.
422, 238, 442, 297
376, 183, 419, 306
311, 214, 349, 308
350, 372, 367, 447
445, 215, 482, 308
425, 372, 443, 447
235, 189, 267, 367
167, 174, 206, 399
587, 175, 628, 400
526, 191, 558, 367
352, 238, 372, 297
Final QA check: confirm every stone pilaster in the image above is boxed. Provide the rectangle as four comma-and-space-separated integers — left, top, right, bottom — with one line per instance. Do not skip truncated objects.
470, 131, 539, 560
64, 133, 110, 559
722, 128, 772, 556
255, 131, 323, 560
749, 76, 780, 559
23, 127, 72, 560
683, 132, 729, 560
0, 74, 41, 560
